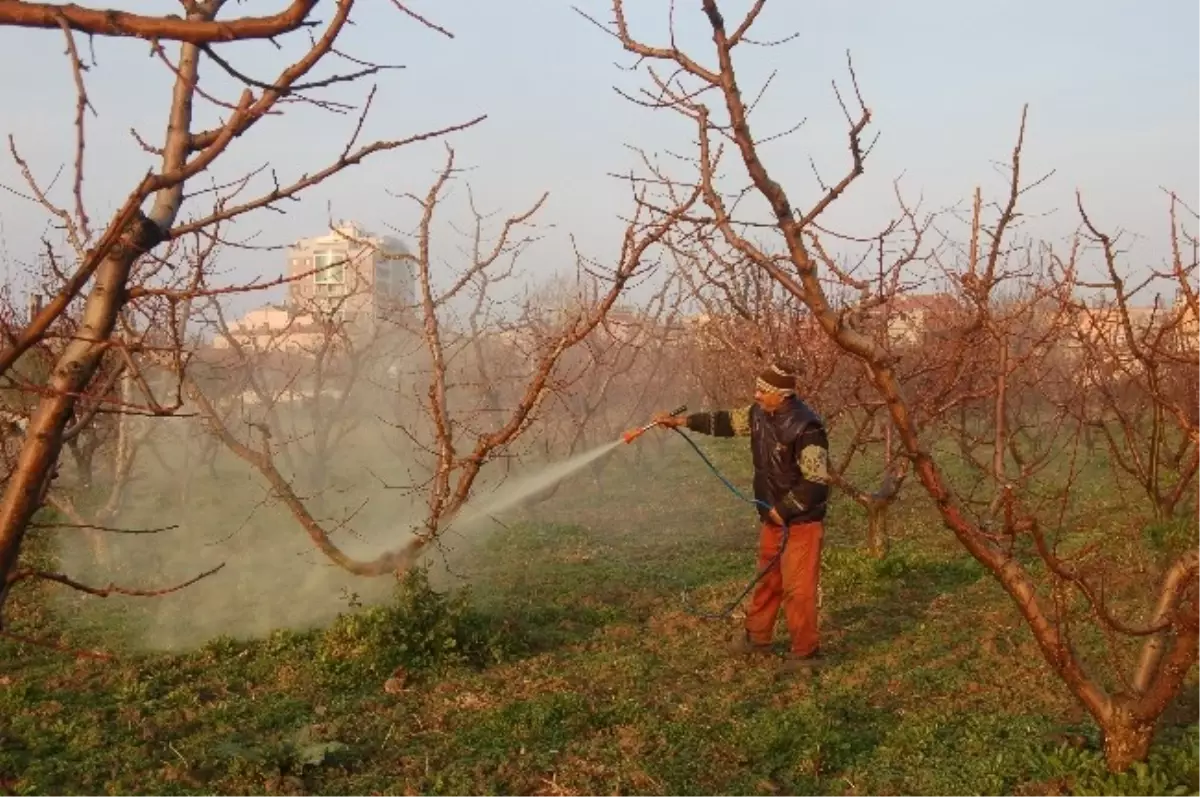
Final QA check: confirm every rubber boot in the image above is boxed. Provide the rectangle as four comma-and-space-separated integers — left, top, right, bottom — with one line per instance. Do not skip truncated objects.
728, 632, 773, 657
778, 648, 824, 676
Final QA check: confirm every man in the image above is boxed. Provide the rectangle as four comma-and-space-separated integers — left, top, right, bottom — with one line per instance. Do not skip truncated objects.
653, 362, 830, 674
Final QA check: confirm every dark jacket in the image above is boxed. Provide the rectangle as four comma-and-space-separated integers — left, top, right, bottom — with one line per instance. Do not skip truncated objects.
685, 397, 830, 525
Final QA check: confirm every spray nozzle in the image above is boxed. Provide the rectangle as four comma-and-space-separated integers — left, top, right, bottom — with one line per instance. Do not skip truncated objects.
621, 404, 688, 444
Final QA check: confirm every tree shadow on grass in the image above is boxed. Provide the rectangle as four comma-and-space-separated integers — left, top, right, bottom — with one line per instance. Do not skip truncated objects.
641, 689, 904, 795
814, 689, 905, 786
445, 519, 756, 660
471, 600, 642, 660
1161, 686, 1200, 728
445, 521, 992, 669
467, 555, 721, 660
823, 551, 986, 660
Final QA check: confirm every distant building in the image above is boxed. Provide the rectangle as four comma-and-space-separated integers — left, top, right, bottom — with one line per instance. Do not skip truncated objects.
213, 222, 415, 353
1051, 290, 1200, 385
877, 293, 963, 345
285, 220, 414, 323
209, 303, 330, 353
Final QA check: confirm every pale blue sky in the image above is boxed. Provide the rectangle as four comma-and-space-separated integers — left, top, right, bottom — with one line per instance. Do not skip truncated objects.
0, 1, 1196, 312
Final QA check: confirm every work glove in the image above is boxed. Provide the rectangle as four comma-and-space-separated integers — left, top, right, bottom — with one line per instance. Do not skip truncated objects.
652, 411, 686, 428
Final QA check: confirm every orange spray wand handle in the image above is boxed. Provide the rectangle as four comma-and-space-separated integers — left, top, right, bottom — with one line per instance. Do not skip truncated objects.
622, 404, 688, 444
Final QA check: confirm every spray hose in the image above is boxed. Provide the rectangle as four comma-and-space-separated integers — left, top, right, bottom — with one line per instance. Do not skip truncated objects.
665, 425, 790, 622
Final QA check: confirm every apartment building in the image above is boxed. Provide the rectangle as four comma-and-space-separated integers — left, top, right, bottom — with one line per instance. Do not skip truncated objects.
211, 222, 415, 353
285, 220, 415, 322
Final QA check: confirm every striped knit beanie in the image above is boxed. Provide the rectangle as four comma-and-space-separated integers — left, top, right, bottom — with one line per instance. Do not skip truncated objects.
755, 362, 799, 396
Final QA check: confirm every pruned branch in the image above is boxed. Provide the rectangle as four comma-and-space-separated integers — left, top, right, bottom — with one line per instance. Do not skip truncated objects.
0, 0, 318, 42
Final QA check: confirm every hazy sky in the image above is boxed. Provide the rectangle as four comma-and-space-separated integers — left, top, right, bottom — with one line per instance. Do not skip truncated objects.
0, 0, 1196, 312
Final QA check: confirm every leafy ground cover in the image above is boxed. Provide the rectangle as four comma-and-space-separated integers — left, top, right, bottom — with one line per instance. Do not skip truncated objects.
1, 436, 1196, 795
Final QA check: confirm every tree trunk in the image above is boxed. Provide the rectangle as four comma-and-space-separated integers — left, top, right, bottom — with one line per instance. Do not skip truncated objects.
205, 435, 220, 482
65, 434, 95, 489
1155, 495, 1175, 521
1190, 470, 1200, 520
94, 366, 138, 522
0, 215, 161, 607
992, 338, 1008, 484
866, 498, 889, 559
957, 402, 974, 460
308, 457, 328, 496
1147, 401, 1163, 516
1100, 699, 1156, 773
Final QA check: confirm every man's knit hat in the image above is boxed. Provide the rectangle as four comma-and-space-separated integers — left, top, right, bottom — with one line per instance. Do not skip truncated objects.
755, 361, 800, 396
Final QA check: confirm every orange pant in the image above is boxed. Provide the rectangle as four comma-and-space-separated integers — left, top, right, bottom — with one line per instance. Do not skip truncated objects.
745, 520, 824, 656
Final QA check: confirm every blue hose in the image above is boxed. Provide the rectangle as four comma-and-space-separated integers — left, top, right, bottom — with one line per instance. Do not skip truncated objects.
669, 426, 790, 621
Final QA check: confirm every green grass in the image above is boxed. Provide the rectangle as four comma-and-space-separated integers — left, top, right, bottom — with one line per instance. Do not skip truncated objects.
1, 435, 1197, 795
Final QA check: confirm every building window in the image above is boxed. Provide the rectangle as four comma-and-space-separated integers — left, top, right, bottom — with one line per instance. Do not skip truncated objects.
314, 250, 345, 285
375, 262, 392, 293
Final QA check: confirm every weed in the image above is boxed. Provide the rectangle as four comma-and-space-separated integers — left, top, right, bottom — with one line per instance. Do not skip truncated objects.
315, 565, 514, 690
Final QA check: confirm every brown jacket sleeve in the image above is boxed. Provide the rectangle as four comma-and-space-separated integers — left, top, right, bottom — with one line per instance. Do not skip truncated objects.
684, 406, 752, 437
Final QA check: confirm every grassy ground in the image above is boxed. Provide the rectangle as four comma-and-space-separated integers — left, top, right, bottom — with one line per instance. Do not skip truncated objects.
1, 435, 1197, 795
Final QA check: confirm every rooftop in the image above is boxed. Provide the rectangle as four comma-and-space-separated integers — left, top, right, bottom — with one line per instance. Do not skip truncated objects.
287, 221, 409, 253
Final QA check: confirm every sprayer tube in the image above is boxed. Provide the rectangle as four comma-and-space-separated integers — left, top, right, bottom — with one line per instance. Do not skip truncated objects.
622, 405, 689, 444
669, 425, 790, 621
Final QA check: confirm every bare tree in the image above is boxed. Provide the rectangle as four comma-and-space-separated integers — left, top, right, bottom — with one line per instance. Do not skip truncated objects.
0, 1, 486, 630
678, 227, 935, 558
189, 146, 697, 576
591, 0, 1198, 771
1059, 196, 1199, 520
524, 274, 694, 498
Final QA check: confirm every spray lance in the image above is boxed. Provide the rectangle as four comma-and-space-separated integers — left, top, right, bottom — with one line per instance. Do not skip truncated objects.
621, 404, 688, 444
